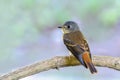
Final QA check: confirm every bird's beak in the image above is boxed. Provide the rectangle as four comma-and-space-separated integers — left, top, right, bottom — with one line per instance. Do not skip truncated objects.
58, 26, 62, 28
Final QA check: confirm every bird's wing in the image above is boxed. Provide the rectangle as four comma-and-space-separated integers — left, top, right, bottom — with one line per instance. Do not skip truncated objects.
64, 38, 88, 68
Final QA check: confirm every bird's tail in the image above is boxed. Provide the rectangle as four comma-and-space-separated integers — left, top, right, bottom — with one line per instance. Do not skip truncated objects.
82, 52, 97, 74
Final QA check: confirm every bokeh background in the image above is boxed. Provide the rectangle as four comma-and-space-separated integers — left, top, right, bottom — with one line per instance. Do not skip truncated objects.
0, 0, 120, 80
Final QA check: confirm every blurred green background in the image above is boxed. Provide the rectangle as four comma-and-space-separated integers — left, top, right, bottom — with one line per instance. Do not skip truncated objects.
0, 0, 120, 80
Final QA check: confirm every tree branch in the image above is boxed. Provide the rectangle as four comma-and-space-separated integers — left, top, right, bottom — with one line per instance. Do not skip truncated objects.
0, 55, 120, 80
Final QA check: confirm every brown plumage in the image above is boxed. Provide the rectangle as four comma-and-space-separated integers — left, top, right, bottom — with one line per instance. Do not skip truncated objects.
63, 31, 97, 74
58, 21, 97, 74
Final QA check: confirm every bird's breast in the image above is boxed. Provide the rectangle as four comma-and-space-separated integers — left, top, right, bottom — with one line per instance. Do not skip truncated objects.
63, 31, 85, 44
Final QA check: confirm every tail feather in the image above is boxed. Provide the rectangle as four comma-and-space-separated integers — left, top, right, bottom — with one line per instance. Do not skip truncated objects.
87, 62, 97, 74
82, 52, 97, 74
78, 55, 88, 68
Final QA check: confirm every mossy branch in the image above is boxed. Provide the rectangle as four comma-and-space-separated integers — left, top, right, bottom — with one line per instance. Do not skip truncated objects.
0, 55, 120, 80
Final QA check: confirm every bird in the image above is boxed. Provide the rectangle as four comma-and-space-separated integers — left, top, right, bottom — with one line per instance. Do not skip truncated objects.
58, 21, 97, 74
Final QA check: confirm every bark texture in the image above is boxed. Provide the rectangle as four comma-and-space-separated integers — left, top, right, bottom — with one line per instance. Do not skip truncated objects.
0, 55, 120, 80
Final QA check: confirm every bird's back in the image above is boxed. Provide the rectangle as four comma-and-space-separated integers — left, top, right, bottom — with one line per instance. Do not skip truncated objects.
63, 31, 90, 52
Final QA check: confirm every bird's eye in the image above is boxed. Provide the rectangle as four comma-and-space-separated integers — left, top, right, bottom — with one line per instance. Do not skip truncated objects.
67, 25, 70, 28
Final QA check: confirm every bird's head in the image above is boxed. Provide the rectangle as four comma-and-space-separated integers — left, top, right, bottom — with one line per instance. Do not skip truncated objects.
58, 21, 79, 34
